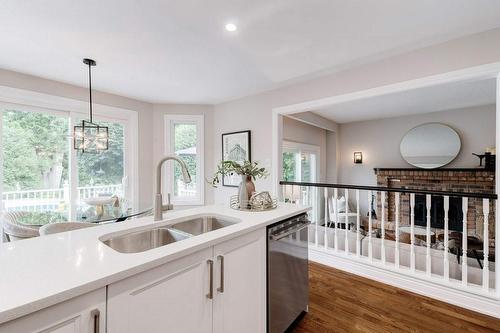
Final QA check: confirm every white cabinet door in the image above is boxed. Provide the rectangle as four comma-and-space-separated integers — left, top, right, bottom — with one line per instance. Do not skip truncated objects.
213, 229, 267, 333
107, 247, 213, 333
0, 289, 106, 333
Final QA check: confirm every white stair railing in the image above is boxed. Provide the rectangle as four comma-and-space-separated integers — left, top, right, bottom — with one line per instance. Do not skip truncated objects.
281, 181, 497, 299
462, 197, 469, 286
444, 196, 450, 282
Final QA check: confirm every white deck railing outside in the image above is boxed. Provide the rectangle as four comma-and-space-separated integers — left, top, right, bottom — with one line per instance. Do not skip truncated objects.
2, 184, 123, 212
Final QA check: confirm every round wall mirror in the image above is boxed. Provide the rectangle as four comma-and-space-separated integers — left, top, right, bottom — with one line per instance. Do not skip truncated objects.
400, 123, 461, 169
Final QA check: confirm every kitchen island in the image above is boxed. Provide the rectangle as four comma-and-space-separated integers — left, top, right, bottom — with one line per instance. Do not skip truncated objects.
0, 203, 309, 332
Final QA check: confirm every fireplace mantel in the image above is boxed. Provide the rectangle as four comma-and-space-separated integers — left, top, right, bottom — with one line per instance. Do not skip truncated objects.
374, 167, 492, 173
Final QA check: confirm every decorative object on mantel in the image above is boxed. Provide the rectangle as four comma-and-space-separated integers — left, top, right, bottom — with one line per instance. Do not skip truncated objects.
221, 130, 251, 187
209, 160, 269, 209
473, 147, 496, 171
73, 58, 109, 153
400, 123, 460, 169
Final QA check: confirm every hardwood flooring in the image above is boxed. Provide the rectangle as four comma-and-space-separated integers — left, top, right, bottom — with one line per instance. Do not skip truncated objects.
292, 262, 500, 333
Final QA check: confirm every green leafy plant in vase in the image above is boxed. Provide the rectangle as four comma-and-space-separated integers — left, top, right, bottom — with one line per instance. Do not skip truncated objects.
209, 160, 269, 207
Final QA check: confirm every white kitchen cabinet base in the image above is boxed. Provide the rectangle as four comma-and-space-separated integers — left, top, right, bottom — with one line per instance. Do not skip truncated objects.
107, 247, 213, 333
107, 229, 266, 333
213, 229, 267, 333
0, 289, 105, 333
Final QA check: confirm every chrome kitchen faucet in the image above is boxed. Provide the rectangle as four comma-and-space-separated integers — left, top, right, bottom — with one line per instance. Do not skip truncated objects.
154, 155, 192, 221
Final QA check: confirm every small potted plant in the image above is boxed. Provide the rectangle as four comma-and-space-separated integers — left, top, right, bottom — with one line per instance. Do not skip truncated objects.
210, 160, 269, 206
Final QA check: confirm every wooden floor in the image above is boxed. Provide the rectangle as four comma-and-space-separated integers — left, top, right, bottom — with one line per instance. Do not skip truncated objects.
292, 262, 500, 333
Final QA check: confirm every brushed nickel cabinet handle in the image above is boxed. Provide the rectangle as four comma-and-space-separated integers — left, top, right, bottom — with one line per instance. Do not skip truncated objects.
217, 255, 224, 293
206, 259, 214, 299
90, 309, 100, 333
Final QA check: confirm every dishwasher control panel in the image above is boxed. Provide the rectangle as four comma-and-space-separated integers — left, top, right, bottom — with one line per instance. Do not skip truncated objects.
268, 213, 309, 238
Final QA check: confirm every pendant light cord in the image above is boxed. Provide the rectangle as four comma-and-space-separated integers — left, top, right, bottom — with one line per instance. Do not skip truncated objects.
88, 61, 93, 123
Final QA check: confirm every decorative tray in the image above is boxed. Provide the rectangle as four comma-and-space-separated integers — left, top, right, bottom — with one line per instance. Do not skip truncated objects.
230, 194, 277, 211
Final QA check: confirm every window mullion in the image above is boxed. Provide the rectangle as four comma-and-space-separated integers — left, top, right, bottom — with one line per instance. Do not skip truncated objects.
68, 113, 78, 220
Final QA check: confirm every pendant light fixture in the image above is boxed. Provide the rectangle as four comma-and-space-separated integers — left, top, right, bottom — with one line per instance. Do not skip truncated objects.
73, 58, 109, 153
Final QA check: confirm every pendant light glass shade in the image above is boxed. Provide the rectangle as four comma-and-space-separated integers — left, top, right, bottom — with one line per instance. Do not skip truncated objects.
73, 58, 109, 153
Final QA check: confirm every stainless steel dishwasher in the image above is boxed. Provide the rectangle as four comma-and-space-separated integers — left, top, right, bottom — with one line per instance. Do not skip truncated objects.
268, 213, 309, 333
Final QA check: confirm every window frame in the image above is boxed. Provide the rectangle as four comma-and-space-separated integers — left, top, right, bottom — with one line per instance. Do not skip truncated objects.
0, 86, 139, 219
164, 114, 204, 206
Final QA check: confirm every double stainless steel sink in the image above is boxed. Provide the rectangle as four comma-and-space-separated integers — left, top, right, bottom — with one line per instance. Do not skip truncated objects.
102, 216, 237, 253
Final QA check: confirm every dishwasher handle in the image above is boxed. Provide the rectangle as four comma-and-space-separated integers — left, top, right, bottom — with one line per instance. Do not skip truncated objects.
270, 222, 309, 241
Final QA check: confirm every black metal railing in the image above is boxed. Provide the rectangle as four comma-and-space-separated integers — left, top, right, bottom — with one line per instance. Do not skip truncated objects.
279, 181, 497, 199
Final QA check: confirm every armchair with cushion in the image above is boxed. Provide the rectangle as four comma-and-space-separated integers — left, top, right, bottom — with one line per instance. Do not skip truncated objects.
1, 211, 40, 242
327, 195, 359, 229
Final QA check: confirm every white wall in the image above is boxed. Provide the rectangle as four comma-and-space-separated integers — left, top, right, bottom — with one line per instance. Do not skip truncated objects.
213, 28, 500, 204
337, 105, 496, 186
152, 104, 215, 205
326, 131, 338, 183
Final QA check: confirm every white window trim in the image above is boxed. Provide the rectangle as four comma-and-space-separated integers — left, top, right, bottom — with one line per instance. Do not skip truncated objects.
164, 114, 204, 206
0, 86, 139, 214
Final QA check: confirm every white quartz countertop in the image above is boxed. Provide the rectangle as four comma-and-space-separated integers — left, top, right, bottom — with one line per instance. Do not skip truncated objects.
0, 203, 309, 324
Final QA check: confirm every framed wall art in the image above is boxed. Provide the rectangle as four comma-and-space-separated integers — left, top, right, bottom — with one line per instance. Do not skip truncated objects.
221, 130, 251, 187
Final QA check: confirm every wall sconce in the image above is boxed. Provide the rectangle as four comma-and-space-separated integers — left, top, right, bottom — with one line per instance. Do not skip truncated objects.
354, 152, 363, 164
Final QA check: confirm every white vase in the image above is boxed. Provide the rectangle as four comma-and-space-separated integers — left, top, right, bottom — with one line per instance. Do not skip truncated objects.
238, 175, 249, 208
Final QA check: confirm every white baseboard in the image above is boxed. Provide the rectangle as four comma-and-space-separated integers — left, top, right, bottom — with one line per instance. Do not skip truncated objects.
309, 247, 500, 319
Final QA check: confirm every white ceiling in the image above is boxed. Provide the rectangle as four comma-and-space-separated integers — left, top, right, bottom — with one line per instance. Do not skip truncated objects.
312, 78, 497, 123
1, 1, 500, 104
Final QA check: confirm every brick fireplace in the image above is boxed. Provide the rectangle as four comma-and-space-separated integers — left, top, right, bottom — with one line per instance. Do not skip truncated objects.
374, 168, 495, 240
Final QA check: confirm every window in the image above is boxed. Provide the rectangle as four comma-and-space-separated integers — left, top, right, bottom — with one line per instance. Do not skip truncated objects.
282, 141, 319, 182
75, 117, 129, 218
164, 114, 204, 205
0, 98, 138, 222
2, 109, 70, 219
282, 141, 320, 221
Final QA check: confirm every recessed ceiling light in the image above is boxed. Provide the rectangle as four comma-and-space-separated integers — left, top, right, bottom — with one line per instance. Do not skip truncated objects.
225, 23, 237, 32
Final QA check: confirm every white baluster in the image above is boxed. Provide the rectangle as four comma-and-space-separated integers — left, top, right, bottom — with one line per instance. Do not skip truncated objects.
334, 188, 338, 252
381, 191, 386, 264
356, 190, 360, 258
410, 193, 416, 273
395, 192, 400, 269
345, 189, 349, 254
296, 186, 303, 242
291, 185, 295, 205
483, 198, 490, 291
426, 194, 432, 277
443, 196, 450, 282
315, 187, 319, 247
368, 190, 373, 261
462, 197, 468, 286
324, 187, 328, 249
